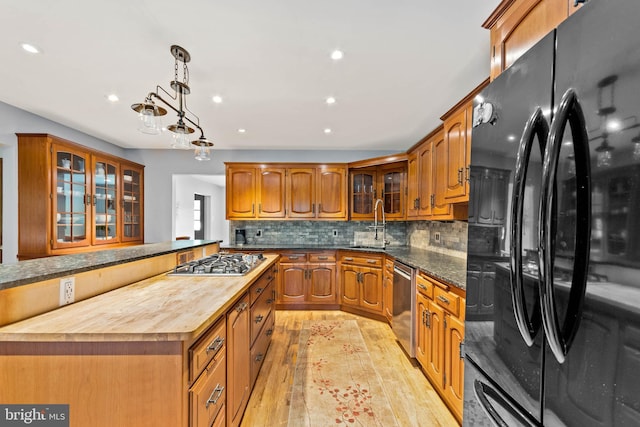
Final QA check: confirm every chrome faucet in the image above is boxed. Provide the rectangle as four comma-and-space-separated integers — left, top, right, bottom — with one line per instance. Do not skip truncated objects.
371, 199, 388, 247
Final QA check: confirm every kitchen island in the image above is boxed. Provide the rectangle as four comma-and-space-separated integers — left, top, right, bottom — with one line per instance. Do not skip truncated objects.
0, 252, 279, 427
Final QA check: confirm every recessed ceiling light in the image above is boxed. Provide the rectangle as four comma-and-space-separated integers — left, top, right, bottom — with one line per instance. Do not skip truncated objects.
331, 50, 344, 60
107, 94, 119, 102
607, 119, 621, 131
21, 43, 41, 54
507, 135, 516, 141
212, 95, 223, 104
326, 97, 336, 105
238, 128, 246, 133
324, 128, 332, 134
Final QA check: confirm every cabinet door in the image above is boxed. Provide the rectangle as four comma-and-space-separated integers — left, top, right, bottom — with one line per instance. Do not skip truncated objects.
317, 167, 347, 219
444, 107, 469, 202
350, 168, 376, 219
415, 292, 430, 368
226, 167, 256, 219
307, 263, 337, 303
467, 168, 481, 224
227, 295, 250, 427
492, 171, 509, 225
477, 169, 495, 224
257, 168, 286, 218
279, 263, 306, 303
425, 300, 445, 389
360, 268, 383, 314
52, 144, 91, 249
381, 166, 405, 219
432, 131, 452, 217
287, 168, 315, 218
406, 152, 420, 218
383, 271, 393, 323
417, 142, 433, 217
444, 313, 465, 423
480, 271, 496, 316
92, 156, 120, 245
465, 269, 481, 318
340, 266, 360, 307
121, 163, 143, 242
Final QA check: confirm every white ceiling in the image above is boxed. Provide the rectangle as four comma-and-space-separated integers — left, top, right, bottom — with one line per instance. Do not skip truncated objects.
0, 1, 499, 151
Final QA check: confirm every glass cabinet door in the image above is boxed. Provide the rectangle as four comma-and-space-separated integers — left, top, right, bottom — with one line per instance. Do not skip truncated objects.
93, 157, 119, 245
351, 169, 376, 218
121, 164, 143, 242
52, 146, 91, 248
382, 168, 404, 218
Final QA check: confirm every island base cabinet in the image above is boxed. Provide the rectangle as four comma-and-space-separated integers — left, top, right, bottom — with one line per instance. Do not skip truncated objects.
190, 351, 226, 427
227, 294, 251, 427
0, 341, 184, 427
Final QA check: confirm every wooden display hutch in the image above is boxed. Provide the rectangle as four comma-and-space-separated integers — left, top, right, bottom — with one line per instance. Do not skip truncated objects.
17, 134, 144, 260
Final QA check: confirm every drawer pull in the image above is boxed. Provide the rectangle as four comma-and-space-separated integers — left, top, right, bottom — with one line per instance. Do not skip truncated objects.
344, 257, 354, 261
206, 384, 225, 408
255, 353, 264, 362
437, 295, 450, 305
418, 284, 428, 291
236, 302, 248, 313
425, 310, 431, 328
206, 336, 224, 354
367, 259, 377, 264
255, 314, 264, 323
318, 256, 329, 260
266, 298, 274, 304
266, 328, 274, 336
255, 287, 264, 294
288, 256, 300, 260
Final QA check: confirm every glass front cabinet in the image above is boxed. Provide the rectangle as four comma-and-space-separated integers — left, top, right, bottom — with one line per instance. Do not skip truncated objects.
17, 134, 144, 260
349, 162, 406, 220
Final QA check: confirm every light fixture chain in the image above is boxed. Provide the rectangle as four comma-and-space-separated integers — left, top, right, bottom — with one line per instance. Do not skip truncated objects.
174, 57, 179, 84
183, 61, 188, 84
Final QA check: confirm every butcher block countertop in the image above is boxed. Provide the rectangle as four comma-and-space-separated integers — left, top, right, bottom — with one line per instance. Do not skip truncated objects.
0, 254, 279, 343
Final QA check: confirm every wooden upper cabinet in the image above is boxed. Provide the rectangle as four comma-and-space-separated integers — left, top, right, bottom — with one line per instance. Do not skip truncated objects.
406, 153, 420, 218
484, 0, 574, 80
287, 168, 315, 218
257, 168, 286, 218
417, 140, 434, 217
226, 163, 348, 220
226, 166, 257, 219
317, 166, 347, 219
443, 106, 469, 202
349, 161, 406, 221
17, 133, 144, 260
350, 168, 376, 219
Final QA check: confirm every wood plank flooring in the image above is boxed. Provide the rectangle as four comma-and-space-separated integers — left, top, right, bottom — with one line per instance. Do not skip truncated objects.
241, 310, 459, 427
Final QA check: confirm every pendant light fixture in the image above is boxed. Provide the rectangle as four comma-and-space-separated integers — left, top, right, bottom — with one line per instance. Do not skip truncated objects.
131, 45, 213, 160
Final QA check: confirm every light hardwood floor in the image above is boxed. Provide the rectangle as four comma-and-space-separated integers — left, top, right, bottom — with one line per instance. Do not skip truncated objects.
241, 310, 459, 427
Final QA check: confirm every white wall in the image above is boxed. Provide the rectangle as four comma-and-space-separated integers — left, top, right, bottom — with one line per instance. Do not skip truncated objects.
173, 175, 228, 244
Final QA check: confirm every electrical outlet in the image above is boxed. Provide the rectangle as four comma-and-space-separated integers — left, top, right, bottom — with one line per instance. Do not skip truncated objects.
59, 277, 75, 305
333, 230, 338, 237
256, 229, 263, 237
434, 232, 441, 244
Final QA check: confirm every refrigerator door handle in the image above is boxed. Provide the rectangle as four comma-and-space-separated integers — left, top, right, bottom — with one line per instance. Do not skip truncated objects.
510, 107, 547, 346
540, 88, 591, 364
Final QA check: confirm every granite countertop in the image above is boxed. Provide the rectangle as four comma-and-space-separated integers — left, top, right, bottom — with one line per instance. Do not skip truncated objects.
0, 240, 222, 291
223, 244, 468, 290
0, 254, 278, 342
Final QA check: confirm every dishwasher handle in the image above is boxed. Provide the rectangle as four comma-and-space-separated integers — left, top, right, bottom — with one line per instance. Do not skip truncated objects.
393, 266, 412, 281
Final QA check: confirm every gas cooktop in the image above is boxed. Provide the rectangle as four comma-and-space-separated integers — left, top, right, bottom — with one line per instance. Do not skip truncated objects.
169, 253, 265, 276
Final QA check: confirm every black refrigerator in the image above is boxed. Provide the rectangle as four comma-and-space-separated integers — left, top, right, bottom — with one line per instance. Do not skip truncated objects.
463, 0, 640, 425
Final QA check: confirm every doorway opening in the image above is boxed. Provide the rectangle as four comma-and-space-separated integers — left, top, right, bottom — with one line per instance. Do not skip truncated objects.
194, 193, 205, 240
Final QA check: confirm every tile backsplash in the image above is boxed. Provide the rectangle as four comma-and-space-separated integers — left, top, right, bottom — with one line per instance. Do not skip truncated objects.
230, 219, 468, 257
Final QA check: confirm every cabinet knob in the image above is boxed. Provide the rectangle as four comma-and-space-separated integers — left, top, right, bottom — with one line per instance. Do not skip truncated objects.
255, 314, 264, 324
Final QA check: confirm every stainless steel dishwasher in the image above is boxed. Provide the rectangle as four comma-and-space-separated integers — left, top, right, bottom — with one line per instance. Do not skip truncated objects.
392, 261, 416, 358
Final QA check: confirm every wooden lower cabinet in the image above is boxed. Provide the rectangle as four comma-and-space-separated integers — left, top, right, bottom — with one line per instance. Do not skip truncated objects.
339, 252, 383, 316
277, 251, 338, 308
383, 257, 394, 323
415, 271, 465, 424
227, 294, 251, 427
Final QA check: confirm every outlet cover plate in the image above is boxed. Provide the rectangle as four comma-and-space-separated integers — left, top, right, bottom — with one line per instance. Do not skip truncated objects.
59, 277, 75, 305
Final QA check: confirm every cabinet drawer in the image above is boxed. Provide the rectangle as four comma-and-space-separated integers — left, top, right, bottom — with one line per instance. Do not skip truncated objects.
340, 254, 383, 268
483, 262, 497, 272
211, 405, 225, 427
190, 349, 226, 427
250, 280, 275, 345
467, 262, 483, 272
249, 266, 275, 306
416, 274, 433, 299
280, 252, 308, 262
434, 286, 460, 317
189, 317, 226, 383
250, 310, 275, 387
308, 251, 336, 263
385, 258, 394, 272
